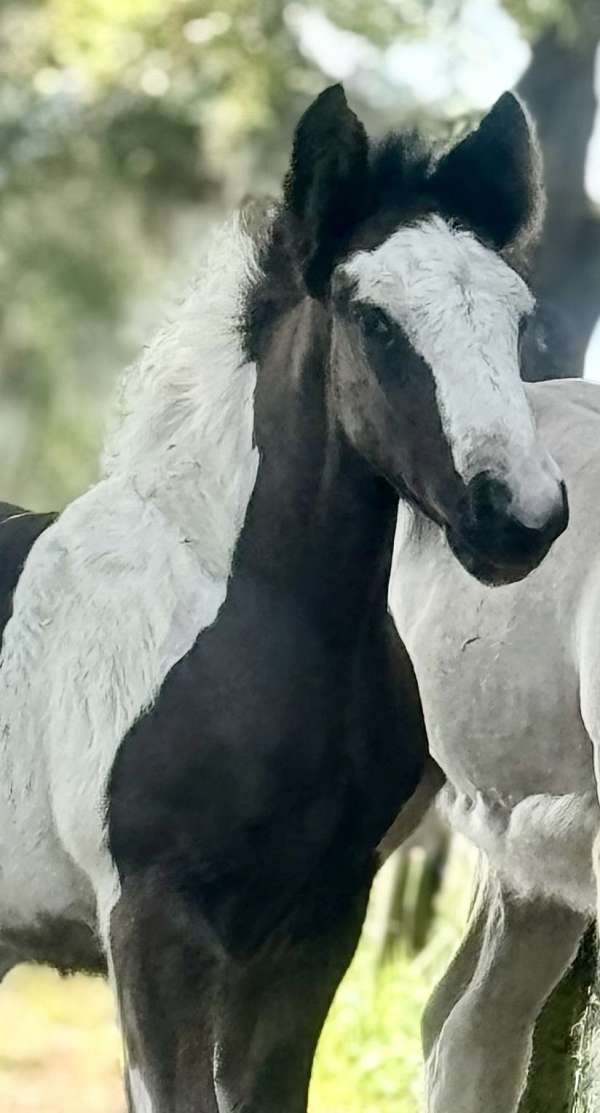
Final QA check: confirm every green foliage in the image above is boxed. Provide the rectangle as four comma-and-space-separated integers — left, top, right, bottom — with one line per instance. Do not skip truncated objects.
0, 0, 416, 509
311, 939, 434, 1113
0, 0, 596, 508
503, 0, 598, 42
0, 109, 167, 508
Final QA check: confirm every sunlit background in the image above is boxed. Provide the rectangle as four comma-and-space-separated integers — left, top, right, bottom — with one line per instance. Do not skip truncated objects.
0, 1, 598, 1111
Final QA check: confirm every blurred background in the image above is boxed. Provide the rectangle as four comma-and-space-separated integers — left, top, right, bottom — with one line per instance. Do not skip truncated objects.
0, 1, 598, 1111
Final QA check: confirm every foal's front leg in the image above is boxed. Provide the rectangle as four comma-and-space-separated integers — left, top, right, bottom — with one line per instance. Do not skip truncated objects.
421, 860, 491, 1060
109, 869, 369, 1113
212, 883, 369, 1113
424, 868, 587, 1113
110, 872, 220, 1113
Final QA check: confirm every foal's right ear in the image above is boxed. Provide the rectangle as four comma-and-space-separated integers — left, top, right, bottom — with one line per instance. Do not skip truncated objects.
284, 85, 369, 299
431, 92, 545, 256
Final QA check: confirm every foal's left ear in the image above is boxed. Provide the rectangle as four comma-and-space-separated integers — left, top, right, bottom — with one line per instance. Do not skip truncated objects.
431, 92, 545, 254
285, 84, 369, 298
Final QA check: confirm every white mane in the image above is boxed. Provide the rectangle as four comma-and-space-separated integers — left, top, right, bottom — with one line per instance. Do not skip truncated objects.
0, 211, 261, 943
102, 212, 260, 578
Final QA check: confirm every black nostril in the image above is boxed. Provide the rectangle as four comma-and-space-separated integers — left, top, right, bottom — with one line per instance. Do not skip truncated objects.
463, 472, 511, 528
450, 471, 568, 585
546, 479, 569, 538
459, 470, 569, 564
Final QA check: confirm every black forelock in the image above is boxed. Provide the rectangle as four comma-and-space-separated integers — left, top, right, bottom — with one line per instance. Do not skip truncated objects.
346, 130, 436, 254
367, 130, 434, 217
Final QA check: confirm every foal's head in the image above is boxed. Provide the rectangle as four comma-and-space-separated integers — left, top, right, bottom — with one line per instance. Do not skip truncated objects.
251, 85, 567, 586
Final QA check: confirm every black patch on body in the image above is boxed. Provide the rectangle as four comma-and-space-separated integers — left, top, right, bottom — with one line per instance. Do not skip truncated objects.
0, 502, 56, 638
109, 298, 427, 958
107, 289, 429, 1109
2, 918, 106, 977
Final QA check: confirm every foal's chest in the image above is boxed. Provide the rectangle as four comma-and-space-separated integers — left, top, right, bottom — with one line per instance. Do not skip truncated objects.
108, 595, 424, 950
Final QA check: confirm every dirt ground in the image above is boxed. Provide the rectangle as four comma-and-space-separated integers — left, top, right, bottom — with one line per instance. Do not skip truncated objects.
0, 966, 124, 1113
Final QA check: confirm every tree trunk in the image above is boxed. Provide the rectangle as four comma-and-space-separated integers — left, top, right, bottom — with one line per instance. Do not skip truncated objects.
518, 32, 600, 379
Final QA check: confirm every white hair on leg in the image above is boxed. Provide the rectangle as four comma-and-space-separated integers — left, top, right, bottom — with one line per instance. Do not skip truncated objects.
128, 1067, 155, 1113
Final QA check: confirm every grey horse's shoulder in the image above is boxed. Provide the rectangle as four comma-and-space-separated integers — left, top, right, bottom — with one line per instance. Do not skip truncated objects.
526, 379, 600, 466
527, 377, 600, 420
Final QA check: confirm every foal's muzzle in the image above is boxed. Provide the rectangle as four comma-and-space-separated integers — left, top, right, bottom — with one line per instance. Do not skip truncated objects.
447, 471, 569, 586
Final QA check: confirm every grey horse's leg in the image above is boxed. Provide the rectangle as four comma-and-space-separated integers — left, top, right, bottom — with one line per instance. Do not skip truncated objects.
424, 869, 587, 1113
421, 860, 491, 1059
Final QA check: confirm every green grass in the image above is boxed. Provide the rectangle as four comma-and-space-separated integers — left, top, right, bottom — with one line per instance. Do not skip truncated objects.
311, 837, 475, 1112
0, 838, 475, 1113
312, 942, 433, 1113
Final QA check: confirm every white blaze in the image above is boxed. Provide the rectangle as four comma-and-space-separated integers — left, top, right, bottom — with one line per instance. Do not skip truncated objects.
344, 216, 557, 528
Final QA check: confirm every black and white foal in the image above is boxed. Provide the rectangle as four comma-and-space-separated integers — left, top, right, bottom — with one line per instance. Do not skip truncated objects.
0, 86, 566, 1112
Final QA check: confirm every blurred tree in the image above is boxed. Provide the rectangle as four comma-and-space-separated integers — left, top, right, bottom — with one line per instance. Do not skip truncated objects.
493, 0, 599, 376
518, 26, 600, 376
0, 0, 417, 508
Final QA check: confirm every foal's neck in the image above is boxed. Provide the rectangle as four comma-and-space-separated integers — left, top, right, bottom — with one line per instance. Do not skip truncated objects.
236, 297, 398, 637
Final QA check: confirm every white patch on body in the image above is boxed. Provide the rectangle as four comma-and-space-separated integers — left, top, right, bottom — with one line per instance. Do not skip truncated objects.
438, 785, 597, 914
344, 216, 560, 529
0, 213, 260, 948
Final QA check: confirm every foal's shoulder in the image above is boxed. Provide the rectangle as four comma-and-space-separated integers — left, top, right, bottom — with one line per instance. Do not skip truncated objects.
526, 378, 600, 423
11, 472, 226, 652
0, 477, 227, 756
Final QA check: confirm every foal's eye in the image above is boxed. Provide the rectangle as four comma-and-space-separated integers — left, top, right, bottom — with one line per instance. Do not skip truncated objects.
355, 304, 394, 342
